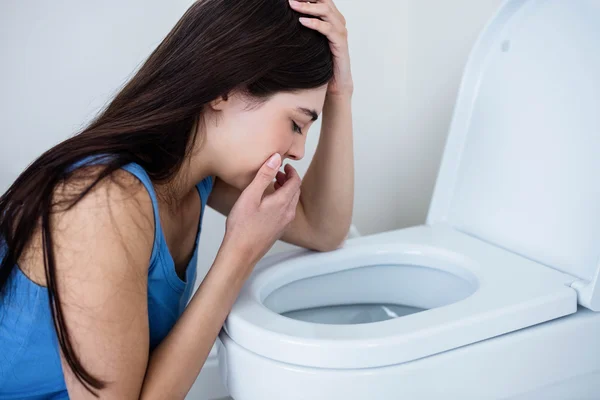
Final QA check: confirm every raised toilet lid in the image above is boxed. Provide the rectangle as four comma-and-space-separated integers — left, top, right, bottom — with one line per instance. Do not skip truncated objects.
427, 0, 600, 311
223, 0, 600, 368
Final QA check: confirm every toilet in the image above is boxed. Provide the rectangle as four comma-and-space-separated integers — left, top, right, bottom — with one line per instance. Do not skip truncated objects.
218, 0, 600, 398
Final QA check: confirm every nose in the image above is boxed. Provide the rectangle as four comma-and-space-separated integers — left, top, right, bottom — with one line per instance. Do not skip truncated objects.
286, 138, 305, 161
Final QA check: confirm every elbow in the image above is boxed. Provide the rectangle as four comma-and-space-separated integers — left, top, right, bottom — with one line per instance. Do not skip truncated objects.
311, 238, 343, 253
309, 222, 352, 253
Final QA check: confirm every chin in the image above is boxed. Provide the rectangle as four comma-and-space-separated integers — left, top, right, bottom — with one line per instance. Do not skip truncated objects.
220, 167, 264, 192
226, 173, 255, 192
240, 175, 256, 191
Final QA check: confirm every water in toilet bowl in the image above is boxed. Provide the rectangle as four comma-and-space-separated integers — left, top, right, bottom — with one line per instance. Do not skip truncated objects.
282, 303, 425, 324
261, 262, 473, 328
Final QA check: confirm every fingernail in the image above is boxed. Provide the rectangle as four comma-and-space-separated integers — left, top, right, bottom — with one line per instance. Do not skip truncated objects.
267, 153, 281, 169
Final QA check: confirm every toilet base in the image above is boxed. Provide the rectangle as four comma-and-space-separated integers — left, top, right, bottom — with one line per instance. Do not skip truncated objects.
219, 308, 600, 400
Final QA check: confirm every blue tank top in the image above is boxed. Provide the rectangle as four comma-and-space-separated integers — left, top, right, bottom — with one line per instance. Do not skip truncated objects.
0, 162, 213, 399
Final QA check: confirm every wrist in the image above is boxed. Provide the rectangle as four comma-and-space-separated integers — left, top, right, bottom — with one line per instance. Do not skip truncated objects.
327, 84, 354, 99
326, 90, 353, 103
218, 233, 245, 262
216, 234, 256, 272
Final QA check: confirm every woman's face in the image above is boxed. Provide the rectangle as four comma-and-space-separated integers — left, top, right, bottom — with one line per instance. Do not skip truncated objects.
203, 86, 328, 190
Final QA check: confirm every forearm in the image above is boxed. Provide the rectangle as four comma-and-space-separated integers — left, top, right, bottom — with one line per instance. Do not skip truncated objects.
140, 244, 249, 400
300, 93, 354, 248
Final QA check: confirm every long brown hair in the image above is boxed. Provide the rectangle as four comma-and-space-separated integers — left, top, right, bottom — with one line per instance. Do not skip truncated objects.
0, 0, 333, 395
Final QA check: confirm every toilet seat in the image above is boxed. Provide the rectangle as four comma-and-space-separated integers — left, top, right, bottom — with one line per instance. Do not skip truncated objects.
223, 225, 577, 369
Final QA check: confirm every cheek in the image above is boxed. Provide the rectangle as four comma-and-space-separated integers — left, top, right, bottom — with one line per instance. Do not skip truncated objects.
253, 125, 294, 160
228, 117, 293, 186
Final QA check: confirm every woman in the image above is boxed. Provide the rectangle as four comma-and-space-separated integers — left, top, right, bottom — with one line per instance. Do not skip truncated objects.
0, 0, 353, 398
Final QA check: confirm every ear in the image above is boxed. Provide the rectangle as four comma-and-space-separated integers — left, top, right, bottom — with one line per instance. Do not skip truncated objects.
209, 93, 230, 111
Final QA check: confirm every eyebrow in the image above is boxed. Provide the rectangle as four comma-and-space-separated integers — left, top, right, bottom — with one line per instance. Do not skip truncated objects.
296, 107, 319, 121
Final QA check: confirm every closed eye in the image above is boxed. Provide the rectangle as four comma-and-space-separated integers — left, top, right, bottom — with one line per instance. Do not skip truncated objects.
292, 121, 303, 135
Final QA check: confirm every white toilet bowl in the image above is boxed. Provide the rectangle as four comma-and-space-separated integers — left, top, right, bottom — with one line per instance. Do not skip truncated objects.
219, 0, 600, 398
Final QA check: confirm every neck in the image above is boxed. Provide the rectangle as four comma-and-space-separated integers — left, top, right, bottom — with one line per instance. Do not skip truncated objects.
153, 140, 215, 210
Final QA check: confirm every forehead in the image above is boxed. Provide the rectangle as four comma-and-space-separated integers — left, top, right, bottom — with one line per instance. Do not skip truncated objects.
267, 86, 328, 113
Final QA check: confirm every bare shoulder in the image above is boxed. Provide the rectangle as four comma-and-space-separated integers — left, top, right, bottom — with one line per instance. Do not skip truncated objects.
19, 166, 155, 286
15, 166, 158, 397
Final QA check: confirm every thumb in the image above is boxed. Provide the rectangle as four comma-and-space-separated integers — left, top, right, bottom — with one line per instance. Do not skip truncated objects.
246, 153, 281, 196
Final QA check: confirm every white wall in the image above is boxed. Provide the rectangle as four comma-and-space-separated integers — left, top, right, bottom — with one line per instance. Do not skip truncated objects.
0, 0, 504, 281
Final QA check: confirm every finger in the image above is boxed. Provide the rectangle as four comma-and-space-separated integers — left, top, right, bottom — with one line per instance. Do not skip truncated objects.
289, 0, 331, 20
282, 163, 301, 186
298, 16, 335, 36
288, 186, 301, 209
272, 164, 301, 199
322, 0, 344, 23
291, 0, 347, 28
276, 170, 287, 186
246, 153, 281, 199
283, 163, 296, 175
274, 181, 282, 191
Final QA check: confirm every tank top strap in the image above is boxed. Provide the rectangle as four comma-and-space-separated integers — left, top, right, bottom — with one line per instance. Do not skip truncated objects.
196, 175, 214, 210
121, 163, 162, 267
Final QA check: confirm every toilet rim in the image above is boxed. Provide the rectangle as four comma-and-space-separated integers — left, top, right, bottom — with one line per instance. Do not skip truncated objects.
223, 226, 577, 369
225, 241, 481, 341
249, 242, 481, 305
226, 240, 483, 340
